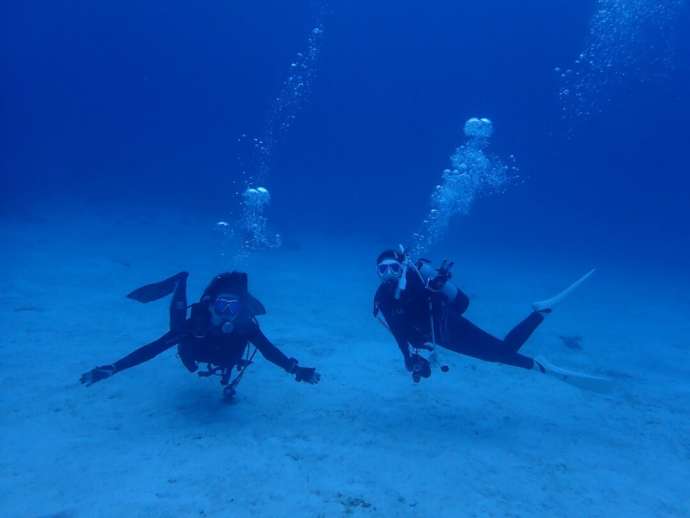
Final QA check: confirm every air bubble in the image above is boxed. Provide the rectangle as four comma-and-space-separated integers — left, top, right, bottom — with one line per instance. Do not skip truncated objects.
559, 0, 682, 122
410, 118, 516, 257
221, 6, 326, 262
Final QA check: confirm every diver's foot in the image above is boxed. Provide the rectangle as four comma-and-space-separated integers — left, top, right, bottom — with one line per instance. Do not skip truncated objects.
533, 356, 612, 393
531, 304, 553, 315
531, 269, 596, 314
532, 358, 546, 373
532, 306, 552, 315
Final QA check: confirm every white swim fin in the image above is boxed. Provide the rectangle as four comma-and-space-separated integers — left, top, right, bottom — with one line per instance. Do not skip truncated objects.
532, 268, 596, 313
534, 356, 613, 394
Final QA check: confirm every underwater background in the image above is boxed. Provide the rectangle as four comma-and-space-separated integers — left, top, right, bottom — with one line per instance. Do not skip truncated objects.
3, 1, 690, 516
5, 0, 690, 265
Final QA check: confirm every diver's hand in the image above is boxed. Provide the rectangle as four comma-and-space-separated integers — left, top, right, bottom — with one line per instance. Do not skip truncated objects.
80, 365, 116, 386
409, 354, 431, 383
294, 366, 320, 384
428, 259, 454, 291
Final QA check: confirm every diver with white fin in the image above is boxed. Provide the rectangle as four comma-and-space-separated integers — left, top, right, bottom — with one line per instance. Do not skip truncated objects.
373, 246, 610, 392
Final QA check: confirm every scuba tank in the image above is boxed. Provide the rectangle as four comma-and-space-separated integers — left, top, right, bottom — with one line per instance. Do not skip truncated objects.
413, 255, 470, 315
415, 259, 460, 304
390, 244, 462, 306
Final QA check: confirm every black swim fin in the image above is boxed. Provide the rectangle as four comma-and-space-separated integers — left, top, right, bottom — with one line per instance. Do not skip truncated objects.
127, 272, 188, 303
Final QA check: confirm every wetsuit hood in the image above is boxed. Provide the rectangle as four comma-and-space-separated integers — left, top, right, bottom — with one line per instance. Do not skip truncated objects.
202, 272, 266, 316
377, 249, 405, 265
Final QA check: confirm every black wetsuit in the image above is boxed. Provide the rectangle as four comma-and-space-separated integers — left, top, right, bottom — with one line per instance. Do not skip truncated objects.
374, 267, 543, 370
111, 274, 294, 375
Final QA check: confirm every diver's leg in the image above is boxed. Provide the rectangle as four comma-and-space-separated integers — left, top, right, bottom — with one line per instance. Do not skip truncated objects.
503, 311, 545, 353
441, 312, 611, 391
441, 315, 537, 370
169, 272, 189, 332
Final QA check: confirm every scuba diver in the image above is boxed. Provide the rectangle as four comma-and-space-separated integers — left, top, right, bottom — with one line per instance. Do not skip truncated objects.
80, 271, 320, 399
373, 246, 609, 391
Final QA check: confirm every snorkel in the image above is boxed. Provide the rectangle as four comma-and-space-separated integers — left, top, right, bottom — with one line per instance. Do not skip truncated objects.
395, 245, 409, 299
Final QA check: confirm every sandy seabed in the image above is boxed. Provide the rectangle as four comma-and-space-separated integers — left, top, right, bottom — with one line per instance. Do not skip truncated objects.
2, 210, 689, 518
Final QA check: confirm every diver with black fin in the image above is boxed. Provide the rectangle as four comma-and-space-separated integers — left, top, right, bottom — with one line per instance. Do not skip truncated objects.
81, 271, 320, 400
373, 246, 610, 392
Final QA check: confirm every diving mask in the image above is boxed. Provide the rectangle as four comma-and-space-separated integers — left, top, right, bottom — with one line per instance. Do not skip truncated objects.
377, 259, 403, 281
212, 295, 242, 321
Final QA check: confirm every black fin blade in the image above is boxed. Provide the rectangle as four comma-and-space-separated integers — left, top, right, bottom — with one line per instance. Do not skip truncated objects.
126, 272, 186, 303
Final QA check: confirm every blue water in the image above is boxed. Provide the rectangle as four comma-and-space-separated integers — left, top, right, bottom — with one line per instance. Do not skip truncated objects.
5, 0, 690, 264
3, 1, 690, 516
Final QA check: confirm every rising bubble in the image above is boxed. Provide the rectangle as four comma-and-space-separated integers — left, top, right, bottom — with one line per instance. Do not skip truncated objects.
410, 118, 517, 257
559, 0, 683, 122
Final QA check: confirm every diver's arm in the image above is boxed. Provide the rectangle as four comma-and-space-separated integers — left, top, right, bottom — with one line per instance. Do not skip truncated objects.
391, 324, 414, 371
378, 305, 413, 370
382, 312, 431, 381
375, 289, 413, 369
248, 326, 295, 371
113, 331, 180, 371
248, 325, 320, 383
80, 331, 181, 386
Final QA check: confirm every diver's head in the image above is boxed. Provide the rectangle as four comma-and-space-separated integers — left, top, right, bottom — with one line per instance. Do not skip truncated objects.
376, 249, 405, 283
202, 272, 251, 334
204, 272, 249, 299
210, 292, 244, 333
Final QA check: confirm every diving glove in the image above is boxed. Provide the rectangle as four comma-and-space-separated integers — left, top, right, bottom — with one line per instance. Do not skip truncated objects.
287, 358, 320, 384
80, 365, 117, 386
294, 366, 320, 384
